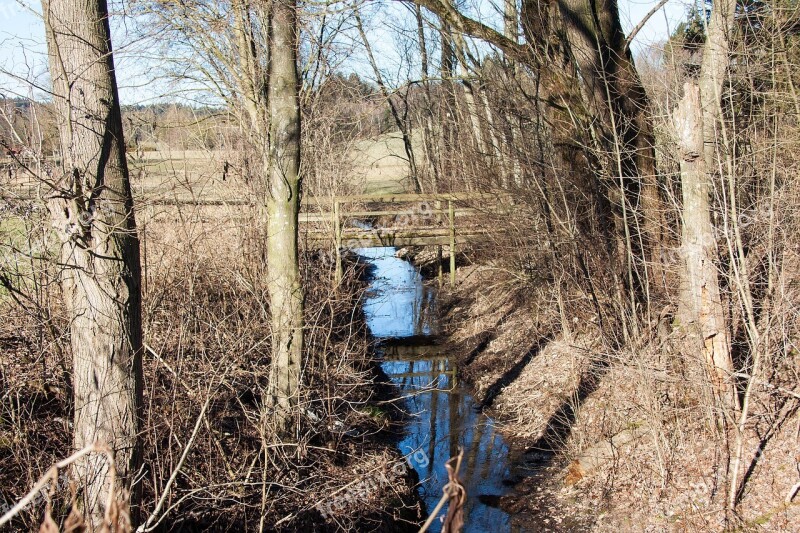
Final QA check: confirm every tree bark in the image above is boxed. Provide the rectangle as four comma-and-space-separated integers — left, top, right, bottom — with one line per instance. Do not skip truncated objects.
673, 0, 738, 409
265, 0, 304, 437
42, 0, 143, 525
415, 5, 440, 190
699, 0, 735, 170
673, 82, 734, 405
440, 21, 456, 184
504, 0, 518, 45
557, 0, 666, 294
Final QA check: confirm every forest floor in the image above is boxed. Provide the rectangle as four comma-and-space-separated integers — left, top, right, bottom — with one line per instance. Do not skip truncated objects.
437, 261, 800, 532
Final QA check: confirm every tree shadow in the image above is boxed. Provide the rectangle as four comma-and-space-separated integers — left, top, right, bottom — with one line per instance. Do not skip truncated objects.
528, 356, 610, 453
481, 336, 552, 408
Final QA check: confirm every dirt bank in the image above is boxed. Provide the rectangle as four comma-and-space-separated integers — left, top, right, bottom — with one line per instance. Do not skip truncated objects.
441, 264, 800, 532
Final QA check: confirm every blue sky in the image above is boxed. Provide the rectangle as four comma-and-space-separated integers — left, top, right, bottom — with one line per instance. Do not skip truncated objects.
0, 0, 692, 104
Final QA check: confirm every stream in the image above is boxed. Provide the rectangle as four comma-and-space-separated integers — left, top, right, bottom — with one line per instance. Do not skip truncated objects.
358, 247, 523, 532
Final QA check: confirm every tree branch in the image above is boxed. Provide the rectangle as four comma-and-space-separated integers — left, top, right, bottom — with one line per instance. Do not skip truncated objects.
403, 0, 530, 64
625, 0, 671, 47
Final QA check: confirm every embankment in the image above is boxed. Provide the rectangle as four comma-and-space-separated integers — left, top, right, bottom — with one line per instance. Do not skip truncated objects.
439, 263, 800, 532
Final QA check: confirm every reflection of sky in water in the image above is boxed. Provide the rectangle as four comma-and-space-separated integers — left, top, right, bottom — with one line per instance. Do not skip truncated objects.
359, 247, 513, 533
357, 247, 434, 338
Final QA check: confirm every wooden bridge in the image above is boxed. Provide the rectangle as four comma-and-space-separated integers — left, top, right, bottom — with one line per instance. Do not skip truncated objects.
299, 192, 504, 286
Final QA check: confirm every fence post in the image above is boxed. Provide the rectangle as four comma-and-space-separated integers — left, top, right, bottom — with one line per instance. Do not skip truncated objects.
334, 199, 342, 286
449, 199, 455, 287
436, 199, 443, 287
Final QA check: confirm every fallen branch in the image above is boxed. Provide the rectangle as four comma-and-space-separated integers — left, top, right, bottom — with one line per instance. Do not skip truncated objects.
419, 450, 465, 533
787, 480, 800, 504
0, 443, 118, 527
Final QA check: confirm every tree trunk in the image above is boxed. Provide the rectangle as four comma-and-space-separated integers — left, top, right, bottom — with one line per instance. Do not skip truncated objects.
673, 82, 734, 405
43, 0, 143, 525
266, 0, 304, 437
479, 89, 505, 185
673, 0, 738, 409
440, 21, 456, 184
542, 0, 667, 296
699, 0, 736, 171
460, 69, 485, 157
504, 0, 518, 45
415, 5, 440, 191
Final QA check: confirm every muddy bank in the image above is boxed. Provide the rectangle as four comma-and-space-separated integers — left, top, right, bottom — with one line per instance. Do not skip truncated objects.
439, 264, 800, 532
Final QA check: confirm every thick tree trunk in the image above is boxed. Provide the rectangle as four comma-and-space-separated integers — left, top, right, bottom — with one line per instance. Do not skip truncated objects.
504, 0, 518, 44
43, 0, 143, 525
460, 71, 485, 157
542, 0, 667, 294
266, 0, 304, 437
699, 0, 735, 170
479, 89, 505, 185
673, 83, 734, 405
673, 0, 738, 409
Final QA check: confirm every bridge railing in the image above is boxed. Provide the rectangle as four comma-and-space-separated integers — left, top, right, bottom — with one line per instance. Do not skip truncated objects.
304, 192, 511, 287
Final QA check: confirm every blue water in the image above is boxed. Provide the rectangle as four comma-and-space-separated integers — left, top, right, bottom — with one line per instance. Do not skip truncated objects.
358, 247, 514, 533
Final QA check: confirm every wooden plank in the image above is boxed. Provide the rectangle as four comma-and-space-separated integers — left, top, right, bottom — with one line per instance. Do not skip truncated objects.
142, 198, 253, 206
302, 232, 488, 248
7, 191, 514, 208
299, 207, 488, 223
303, 226, 491, 238
386, 371, 456, 379
301, 191, 511, 206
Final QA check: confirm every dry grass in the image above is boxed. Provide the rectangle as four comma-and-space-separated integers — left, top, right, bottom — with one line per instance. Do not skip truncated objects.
439, 197, 800, 531
349, 131, 423, 196
0, 185, 422, 531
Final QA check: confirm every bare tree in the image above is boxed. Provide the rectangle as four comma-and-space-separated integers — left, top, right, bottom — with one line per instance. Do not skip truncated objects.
42, 0, 143, 525
141, 0, 305, 435
265, 0, 304, 436
672, 0, 737, 409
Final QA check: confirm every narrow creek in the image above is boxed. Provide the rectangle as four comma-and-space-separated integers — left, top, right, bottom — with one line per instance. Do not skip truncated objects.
358, 247, 523, 532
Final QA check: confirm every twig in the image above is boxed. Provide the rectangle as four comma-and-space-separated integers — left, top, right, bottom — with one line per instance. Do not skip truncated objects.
731, 372, 800, 400
0, 443, 116, 527
787, 480, 800, 504
137, 390, 214, 532
625, 0, 672, 47
137, 357, 229, 532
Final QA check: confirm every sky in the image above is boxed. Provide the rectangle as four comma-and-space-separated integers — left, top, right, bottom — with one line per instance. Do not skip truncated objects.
0, 0, 693, 105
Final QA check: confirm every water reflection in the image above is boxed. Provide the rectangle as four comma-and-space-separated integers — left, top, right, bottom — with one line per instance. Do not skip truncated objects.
359, 247, 437, 338
358, 247, 513, 533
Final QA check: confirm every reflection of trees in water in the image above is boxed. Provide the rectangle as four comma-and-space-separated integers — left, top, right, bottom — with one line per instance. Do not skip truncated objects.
395, 354, 509, 528
465, 418, 487, 489
367, 250, 512, 529
428, 375, 439, 480
412, 283, 437, 336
